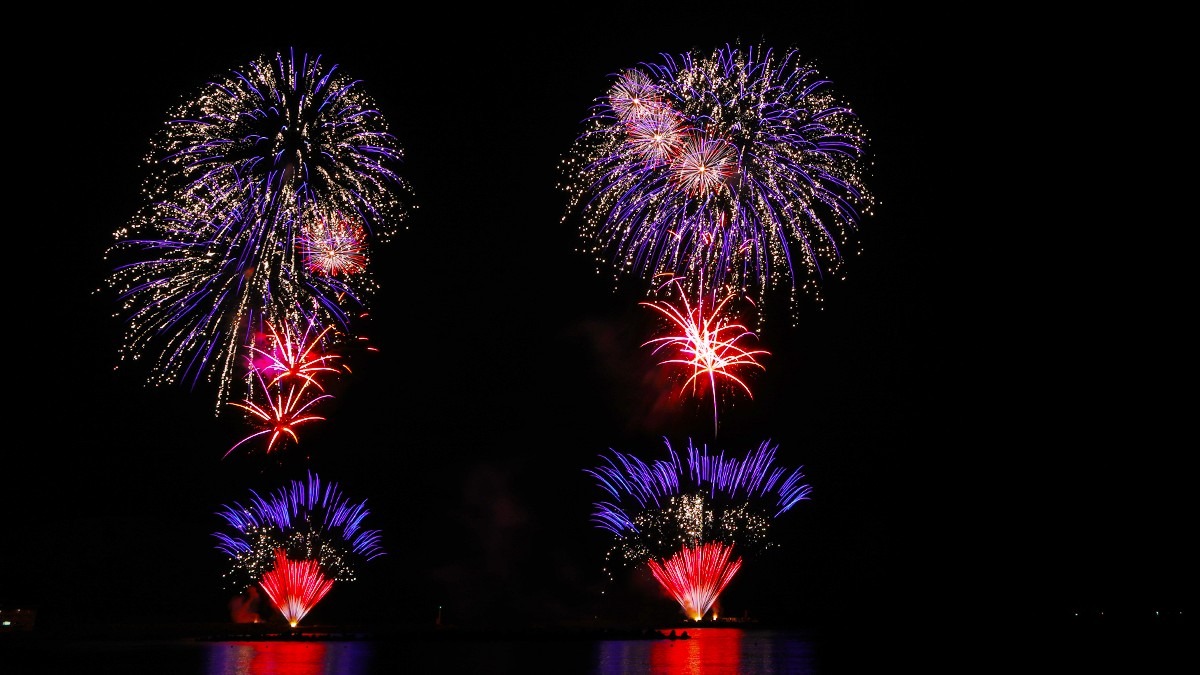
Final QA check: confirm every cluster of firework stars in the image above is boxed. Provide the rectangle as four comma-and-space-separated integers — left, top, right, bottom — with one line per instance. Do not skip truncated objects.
103, 40, 873, 625
563, 42, 873, 620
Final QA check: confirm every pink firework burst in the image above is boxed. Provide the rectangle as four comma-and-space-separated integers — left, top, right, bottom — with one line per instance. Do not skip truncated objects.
646, 541, 743, 621
669, 133, 738, 196
249, 320, 341, 391
608, 69, 663, 123
626, 108, 689, 166
259, 549, 335, 627
225, 370, 332, 457
641, 277, 769, 435
298, 210, 368, 277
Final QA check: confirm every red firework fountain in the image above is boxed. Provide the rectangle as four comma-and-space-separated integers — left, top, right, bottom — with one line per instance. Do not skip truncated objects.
258, 549, 335, 627
646, 541, 743, 621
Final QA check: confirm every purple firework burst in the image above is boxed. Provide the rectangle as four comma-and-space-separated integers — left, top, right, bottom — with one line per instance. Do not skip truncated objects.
560, 42, 875, 324
106, 48, 413, 413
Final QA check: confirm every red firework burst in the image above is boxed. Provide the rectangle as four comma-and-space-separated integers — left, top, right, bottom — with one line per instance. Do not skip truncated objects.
641, 277, 769, 434
225, 370, 332, 457
249, 320, 342, 391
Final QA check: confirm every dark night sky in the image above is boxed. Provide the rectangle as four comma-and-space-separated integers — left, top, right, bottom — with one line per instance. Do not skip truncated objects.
6, 7, 1191, 639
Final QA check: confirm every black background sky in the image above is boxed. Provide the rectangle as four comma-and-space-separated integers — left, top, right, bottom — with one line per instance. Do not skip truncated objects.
5, 7, 1191, 639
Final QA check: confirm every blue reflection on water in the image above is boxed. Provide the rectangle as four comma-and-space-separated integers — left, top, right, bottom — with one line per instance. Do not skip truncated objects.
594, 628, 816, 675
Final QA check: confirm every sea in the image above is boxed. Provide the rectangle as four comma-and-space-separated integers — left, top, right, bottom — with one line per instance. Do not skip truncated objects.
0, 626, 888, 675
4, 620, 1190, 674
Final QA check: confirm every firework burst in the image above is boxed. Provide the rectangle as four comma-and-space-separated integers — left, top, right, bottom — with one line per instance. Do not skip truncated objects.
249, 319, 342, 391
105, 48, 412, 413
214, 471, 383, 624
625, 108, 689, 166
560, 42, 875, 323
585, 438, 810, 619
298, 208, 369, 277
641, 275, 769, 435
225, 368, 332, 458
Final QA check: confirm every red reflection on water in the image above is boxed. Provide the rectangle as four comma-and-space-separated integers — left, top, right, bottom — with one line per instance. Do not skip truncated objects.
649, 628, 743, 675
219, 641, 329, 675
